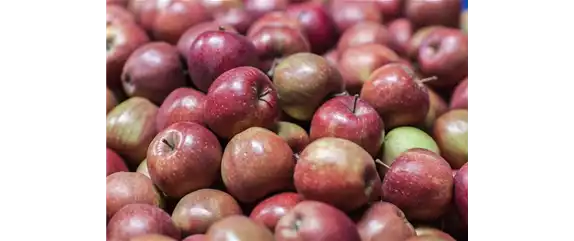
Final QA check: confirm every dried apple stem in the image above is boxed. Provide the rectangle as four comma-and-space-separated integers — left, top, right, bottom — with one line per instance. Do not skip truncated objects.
420, 76, 438, 83
375, 159, 390, 169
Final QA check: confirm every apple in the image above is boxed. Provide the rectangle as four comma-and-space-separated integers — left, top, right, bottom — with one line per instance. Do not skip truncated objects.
338, 44, 400, 94
186, 28, 259, 92
245, 0, 289, 20
221, 127, 295, 203
310, 95, 385, 157
413, 227, 456, 241
359, 63, 430, 129
275, 200, 361, 241
130, 234, 178, 241
121, 42, 187, 105
421, 88, 448, 132
107, 0, 129, 7
212, 7, 256, 35
273, 52, 345, 121
405, 0, 460, 28
171, 188, 242, 236
246, 11, 303, 37
294, 137, 381, 211
454, 163, 468, 226
329, 0, 382, 33
107, 148, 128, 176
450, 78, 468, 110
107, 88, 119, 114
270, 121, 310, 154
406, 26, 447, 60
136, 159, 150, 178
199, 0, 242, 15
156, 88, 206, 131
247, 25, 311, 72
381, 126, 440, 175
286, 2, 338, 54
433, 110, 468, 169
206, 215, 274, 241
387, 18, 413, 57
176, 21, 238, 58
382, 148, 453, 221
204, 66, 280, 139
107, 204, 180, 241
372, 0, 403, 21
106, 97, 158, 167
106, 172, 163, 219
107, 5, 135, 24
356, 201, 416, 241
337, 21, 390, 54
418, 28, 468, 89
322, 48, 339, 67
249, 192, 303, 231
147, 122, 222, 198
182, 234, 206, 241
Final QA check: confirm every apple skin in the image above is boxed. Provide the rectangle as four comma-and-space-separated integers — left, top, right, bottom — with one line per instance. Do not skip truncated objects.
286, 2, 338, 54
405, 0, 461, 28
171, 188, 242, 236
359, 63, 430, 129
406, 26, 447, 60
156, 88, 206, 131
294, 137, 381, 211
338, 44, 400, 94
204, 66, 280, 139
421, 88, 448, 132
221, 127, 295, 203
244, 0, 289, 20
121, 42, 187, 105
373, 0, 403, 21
274, 200, 361, 241
248, 25, 311, 72
249, 192, 303, 231
310, 95, 385, 157
176, 21, 238, 58
382, 148, 453, 221
107, 5, 136, 24
337, 21, 390, 54
182, 234, 207, 241
206, 215, 275, 241
212, 7, 256, 35
450, 78, 468, 110
107, 204, 181, 241
270, 121, 310, 154
136, 159, 150, 178
106, 97, 158, 167
273, 52, 345, 121
186, 29, 259, 92
329, 0, 382, 34
129, 234, 178, 241
107, 88, 119, 114
356, 201, 416, 241
106, 172, 163, 219
381, 126, 440, 172
147, 122, 223, 198
247, 11, 304, 37
412, 227, 456, 241
433, 110, 468, 169
107, 0, 129, 7
322, 48, 339, 67
454, 163, 468, 226
387, 18, 413, 57
106, 148, 129, 176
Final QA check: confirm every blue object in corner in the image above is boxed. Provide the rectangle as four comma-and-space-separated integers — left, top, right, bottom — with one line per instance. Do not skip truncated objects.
462, 0, 468, 10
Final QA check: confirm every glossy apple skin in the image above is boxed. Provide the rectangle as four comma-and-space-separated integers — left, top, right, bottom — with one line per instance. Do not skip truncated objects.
433, 110, 468, 169
245, 0, 289, 20
294, 137, 381, 211
176, 21, 238, 58
330, 0, 382, 34
249, 192, 303, 231
405, 0, 460, 28
121, 42, 187, 105
454, 163, 468, 226
275, 200, 361, 241
248, 25, 311, 71
450, 78, 468, 110
221, 127, 295, 203
107, 204, 180, 241
421, 88, 448, 132
204, 66, 280, 139
357, 202, 416, 241
187, 29, 259, 92
107, 5, 135, 24
286, 2, 338, 54
337, 21, 390, 54
273, 53, 345, 121
382, 148, 453, 221
156, 88, 206, 131
406, 26, 447, 59
206, 215, 275, 241
323, 48, 339, 67
182, 234, 207, 241
360, 63, 429, 129
106, 172, 163, 219
380, 126, 440, 174
147, 122, 223, 198
412, 227, 456, 241
270, 121, 310, 154
213, 7, 256, 35
106, 148, 129, 176
387, 18, 413, 57
106, 97, 158, 167
247, 11, 303, 37
310, 95, 385, 157
338, 44, 400, 94
171, 189, 242, 236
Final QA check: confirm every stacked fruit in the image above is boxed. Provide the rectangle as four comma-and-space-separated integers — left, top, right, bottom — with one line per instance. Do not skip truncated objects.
106, 0, 468, 241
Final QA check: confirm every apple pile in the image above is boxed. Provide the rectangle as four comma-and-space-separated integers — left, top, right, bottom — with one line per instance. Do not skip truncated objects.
106, 0, 468, 241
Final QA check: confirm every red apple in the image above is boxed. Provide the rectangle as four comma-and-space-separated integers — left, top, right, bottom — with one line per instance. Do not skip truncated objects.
387, 18, 413, 57
450, 78, 468, 110
130, 234, 178, 241
107, 148, 128, 176
206, 215, 274, 241
247, 11, 303, 37
421, 87, 448, 132
433, 110, 468, 169
359, 63, 430, 129
454, 163, 468, 226
338, 44, 400, 94
248, 25, 311, 72
187, 28, 259, 92
199, 0, 242, 15
182, 234, 206, 241
382, 148, 453, 221
406, 26, 447, 60
310, 95, 385, 157
405, 0, 460, 28
212, 7, 256, 35
121, 42, 187, 105
330, 0, 382, 33
270, 121, 310, 154
106, 172, 163, 219
275, 200, 361, 241
106, 97, 158, 166
107, 19, 149, 90
286, 2, 338, 54
171, 188, 242, 236
107, 88, 119, 114
357, 202, 416, 241
323, 48, 339, 67
294, 137, 381, 211
107, 204, 180, 241
337, 21, 390, 54
107, 0, 129, 7
156, 88, 206, 131
147, 122, 222, 198
249, 192, 303, 231
373, 0, 403, 21
176, 21, 238, 58
107, 5, 135, 24
221, 127, 295, 203
245, 0, 289, 20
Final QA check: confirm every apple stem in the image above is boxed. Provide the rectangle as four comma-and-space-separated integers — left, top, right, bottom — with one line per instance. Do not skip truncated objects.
161, 139, 174, 151
293, 153, 300, 162
218, 26, 226, 31
266, 58, 280, 78
352, 94, 359, 113
419, 76, 438, 83
332, 91, 349, 97
375, 159, 390, 170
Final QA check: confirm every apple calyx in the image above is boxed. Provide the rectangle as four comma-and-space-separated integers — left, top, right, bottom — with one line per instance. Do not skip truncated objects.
218, 26, 226, 31
161, 138, 175, 151
258, 88, 273, 106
